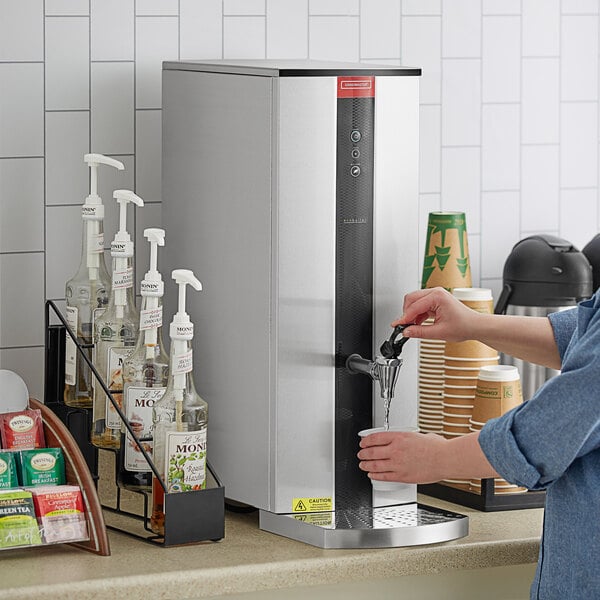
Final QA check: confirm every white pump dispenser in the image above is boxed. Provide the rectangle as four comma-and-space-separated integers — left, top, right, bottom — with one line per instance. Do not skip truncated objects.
141, 228, 166, 358
119, 228, 168, 491
63, 153, 124, 409
169, 269, 202, 402
110, 189, 144, 319
151, 269, 207, 535
82, 154, 124, 280
92, 190, 144, 450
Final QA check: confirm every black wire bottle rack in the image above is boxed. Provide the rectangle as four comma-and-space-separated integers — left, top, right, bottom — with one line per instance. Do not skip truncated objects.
44, 300, 225, 546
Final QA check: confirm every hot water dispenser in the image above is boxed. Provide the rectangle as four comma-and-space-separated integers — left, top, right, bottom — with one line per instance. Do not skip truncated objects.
161, 60, 467, 548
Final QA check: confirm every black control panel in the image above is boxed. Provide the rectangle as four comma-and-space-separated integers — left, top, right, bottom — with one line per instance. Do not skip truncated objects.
334, 91, 375, 509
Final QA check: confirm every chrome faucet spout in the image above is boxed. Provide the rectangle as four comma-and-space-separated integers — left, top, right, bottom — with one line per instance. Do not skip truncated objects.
346, 354, 376, 378
345, 354, 402, 401
374, 356, 402, 401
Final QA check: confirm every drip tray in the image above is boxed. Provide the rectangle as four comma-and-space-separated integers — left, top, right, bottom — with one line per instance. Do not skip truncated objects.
259, 503, 468, 549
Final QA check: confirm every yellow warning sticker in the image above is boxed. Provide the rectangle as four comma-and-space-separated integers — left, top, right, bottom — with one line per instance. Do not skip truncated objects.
292, 497, 333, 513
293, 512, 333, 526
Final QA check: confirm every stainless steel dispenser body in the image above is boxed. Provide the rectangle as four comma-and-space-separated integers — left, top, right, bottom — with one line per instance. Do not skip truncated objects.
162, 60, 467, 547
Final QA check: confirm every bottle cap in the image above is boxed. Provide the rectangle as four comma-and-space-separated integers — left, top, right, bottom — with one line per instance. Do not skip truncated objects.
110, 190, 144, 257
170, 269, 202, 341
83, 154, 124, 219
141, 228, 165, 297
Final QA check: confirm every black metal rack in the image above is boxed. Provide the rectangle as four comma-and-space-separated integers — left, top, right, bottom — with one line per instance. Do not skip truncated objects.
419, 479, 545, 512
44, 300, 225, 546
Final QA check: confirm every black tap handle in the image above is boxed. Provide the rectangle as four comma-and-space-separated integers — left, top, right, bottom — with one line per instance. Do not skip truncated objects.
380, 324, 412, 359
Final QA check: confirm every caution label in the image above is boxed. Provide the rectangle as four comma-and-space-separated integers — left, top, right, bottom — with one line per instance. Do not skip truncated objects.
292, 497, 332, 513
293, 512, 333, 527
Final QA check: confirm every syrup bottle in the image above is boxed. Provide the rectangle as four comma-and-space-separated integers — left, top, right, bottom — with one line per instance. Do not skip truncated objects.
150, 269, 207, 535
91, 190, 144, 449
118, 228, 169, 491
64, 154, 124, 408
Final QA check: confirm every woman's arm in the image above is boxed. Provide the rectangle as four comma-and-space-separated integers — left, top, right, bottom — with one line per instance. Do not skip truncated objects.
396, 287, 562, 370
357, 430, 498, 483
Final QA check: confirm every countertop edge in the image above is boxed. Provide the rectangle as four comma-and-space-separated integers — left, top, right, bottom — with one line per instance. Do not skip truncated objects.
0, 536, 541, 600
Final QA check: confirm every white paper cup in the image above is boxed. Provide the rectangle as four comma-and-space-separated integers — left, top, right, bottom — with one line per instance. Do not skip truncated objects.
358, 426, 418, 491
420, 415, 442, 423
420, 382, 443, 390
420, 366, 444, 375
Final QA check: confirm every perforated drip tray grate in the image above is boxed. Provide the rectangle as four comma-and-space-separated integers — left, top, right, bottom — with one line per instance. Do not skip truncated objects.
259, 502, 468, 549
334, 503, 460, 530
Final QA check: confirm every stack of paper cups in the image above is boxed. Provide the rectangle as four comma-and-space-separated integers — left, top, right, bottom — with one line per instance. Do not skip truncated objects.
470, 365, 526, 494
421, 212, 472, 290
441, 288, 498, 490
418, 212, 472, 435
418, 324, 444, 434
442, 288, 498, 440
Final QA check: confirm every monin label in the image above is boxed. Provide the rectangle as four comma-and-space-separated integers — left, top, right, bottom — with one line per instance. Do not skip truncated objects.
140, 306, 163, 331
64, 306, 78, 386
111, 240, 134, 257
105, 347, 130, 429
124, 387, 165, 471
172, 349, 193, 375
164, 430, 207, 492
112, 267, 133, 290
81, 204, 104, 220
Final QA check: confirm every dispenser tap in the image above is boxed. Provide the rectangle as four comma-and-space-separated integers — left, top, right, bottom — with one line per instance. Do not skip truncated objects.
346, 355, 402, 401
379, 324, 411, 359
345, 325, 412, 401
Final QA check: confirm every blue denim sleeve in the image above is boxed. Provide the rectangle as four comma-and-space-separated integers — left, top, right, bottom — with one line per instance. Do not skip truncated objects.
548, 307, 578, 360
479, 297, 600, 490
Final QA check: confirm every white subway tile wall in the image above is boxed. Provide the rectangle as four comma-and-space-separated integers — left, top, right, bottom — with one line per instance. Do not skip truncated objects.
522, 58, 560, 144
522, 0, 560, 57
45, 111, 90, 206
441, 147, 481, 232
91, 62, 135, 154
0, 2, 599, 401
266, 0, 308, 59
401, 16, 441, 104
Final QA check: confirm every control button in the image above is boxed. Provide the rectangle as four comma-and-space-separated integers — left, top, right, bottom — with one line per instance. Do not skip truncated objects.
350, 165, 361, 177
351, 148, 360, 159
350, 130, 361, 143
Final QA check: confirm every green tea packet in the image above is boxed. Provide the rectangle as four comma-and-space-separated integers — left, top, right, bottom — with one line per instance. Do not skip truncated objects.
0, 451, 19, 490
0, 489, 42, 548
18, 448, 66, 487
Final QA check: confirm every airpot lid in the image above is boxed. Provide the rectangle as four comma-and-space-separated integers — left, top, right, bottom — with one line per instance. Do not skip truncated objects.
499, 234, 592, 307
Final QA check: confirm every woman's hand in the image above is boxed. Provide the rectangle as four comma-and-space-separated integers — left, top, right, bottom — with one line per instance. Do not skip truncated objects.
357, 431, 448, 483
393, 286, 562, 369
393, 287, 481, 342
357, 430, 498, 483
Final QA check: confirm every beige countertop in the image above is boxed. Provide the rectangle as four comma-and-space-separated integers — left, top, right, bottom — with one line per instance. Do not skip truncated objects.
0, 493, 543, 600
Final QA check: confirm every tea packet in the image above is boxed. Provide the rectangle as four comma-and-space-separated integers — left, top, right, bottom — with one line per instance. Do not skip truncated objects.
0, 409, 45, 450
31, 485, 88, 544
18, 448, 66, 487
0, 489, 42, 548
0, 451, 19, 490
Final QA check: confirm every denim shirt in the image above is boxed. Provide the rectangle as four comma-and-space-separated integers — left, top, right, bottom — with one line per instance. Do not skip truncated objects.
479, 291, 600, 599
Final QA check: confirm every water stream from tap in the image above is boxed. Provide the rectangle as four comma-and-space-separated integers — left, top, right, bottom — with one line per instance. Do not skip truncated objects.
383, 398, 391, 431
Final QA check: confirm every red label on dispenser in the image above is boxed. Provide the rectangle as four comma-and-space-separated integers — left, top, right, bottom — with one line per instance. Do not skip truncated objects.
337, 76, 375, 98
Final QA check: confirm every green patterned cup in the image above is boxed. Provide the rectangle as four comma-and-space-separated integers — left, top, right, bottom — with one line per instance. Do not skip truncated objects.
421, 212, 472, 290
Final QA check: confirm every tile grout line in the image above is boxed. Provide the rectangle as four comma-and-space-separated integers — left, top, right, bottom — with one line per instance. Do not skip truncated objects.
43, 0, 48, 314
479, 0, 483, 284
558, 0, 562, 237
519, 0, 523, 244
